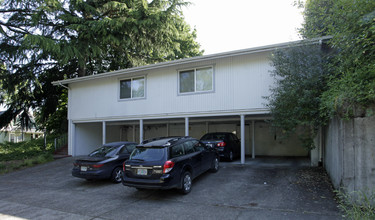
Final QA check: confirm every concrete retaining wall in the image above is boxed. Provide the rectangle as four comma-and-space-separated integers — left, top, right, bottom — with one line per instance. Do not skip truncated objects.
324, 115, 375, 193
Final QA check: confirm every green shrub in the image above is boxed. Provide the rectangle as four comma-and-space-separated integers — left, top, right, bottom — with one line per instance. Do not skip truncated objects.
0, 137, 56, 174
0, 136, 55, 162
336, 189, 375, 220
0, 152, 54, 174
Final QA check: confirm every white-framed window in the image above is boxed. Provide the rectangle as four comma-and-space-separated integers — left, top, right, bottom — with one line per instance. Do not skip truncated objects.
178, 66, 214, 94
119, 76, 145, 99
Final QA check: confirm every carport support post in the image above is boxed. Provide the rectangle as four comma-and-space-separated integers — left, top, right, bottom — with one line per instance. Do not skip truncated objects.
139, 119, 144, 143
252, 120, 255, 159
241, 115, 245, 164
102, 121, 106, 145
185, 117, 189, 136
69, 120, 75, 156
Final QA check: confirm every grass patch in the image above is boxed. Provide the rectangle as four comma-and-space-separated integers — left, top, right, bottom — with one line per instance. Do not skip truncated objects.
0, 137, 56, 174
336, 189, 375, 219
0, 153, 54, 174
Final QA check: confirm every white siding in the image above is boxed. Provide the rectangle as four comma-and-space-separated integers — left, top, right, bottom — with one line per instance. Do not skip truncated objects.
75, 122, 102, 155
69, 52, 273, 122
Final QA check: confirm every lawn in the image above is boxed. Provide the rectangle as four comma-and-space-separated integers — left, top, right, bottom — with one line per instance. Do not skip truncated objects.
0, 137, 55, 174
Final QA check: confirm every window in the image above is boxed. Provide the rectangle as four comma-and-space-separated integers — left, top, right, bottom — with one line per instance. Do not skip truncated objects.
130, 147, 165, 161
193, 141, 205, 152
171, 144, 185, 158
183, 141, 196, 154
125, 144, 137, 153
179, 66, 213, 94
120, 76, 145, 99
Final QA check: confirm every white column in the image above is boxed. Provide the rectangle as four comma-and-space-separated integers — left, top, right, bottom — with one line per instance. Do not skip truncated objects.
252, 120, 255, 159
185, 117, 189, 136
68, 120, 75, 156
102, 121, 106, 145
139, 119, 144, 143
241, 115, 245, 164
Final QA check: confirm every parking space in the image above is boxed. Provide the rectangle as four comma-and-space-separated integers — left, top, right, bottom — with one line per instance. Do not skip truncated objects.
0, 157, 341, 219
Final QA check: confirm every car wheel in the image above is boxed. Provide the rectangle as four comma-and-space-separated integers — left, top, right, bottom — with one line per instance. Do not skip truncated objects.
180, 171, 192, 194
228, 151, 233, 162
111, 167, 122, 183
210, 156, 219, 173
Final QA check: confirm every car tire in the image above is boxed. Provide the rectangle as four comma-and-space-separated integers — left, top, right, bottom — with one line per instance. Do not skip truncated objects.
111, 167, 122, 183
210, 156, 219, 173
228, 150, 233, 162
180, 171, 192, 194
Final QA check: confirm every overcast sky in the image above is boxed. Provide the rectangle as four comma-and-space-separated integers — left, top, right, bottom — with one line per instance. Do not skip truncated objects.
182, 0, 304, 55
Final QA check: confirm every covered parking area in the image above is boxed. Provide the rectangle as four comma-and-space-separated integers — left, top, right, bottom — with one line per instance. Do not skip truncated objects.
69, 113, 308, 164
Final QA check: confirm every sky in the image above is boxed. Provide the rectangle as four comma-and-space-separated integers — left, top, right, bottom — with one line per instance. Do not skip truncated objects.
181, 0, 304, 55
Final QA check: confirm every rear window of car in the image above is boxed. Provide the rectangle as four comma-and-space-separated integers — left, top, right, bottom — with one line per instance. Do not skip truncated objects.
130, 147, 165, 161
201, 133, 226, 140
89, 146, 118, 157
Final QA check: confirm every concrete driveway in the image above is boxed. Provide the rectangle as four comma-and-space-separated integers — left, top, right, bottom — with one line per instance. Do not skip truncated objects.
0, 157, 342, 220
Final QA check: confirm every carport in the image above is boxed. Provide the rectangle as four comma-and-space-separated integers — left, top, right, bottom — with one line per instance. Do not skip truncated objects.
69, 114, 308, 164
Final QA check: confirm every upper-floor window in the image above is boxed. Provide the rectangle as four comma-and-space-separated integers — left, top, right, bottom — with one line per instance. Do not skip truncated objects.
179, 66, 213, 94
120, 76, 145, 99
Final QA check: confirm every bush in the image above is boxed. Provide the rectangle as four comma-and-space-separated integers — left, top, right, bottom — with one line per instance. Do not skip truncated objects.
0, 137, 55, 162
336, 189, 375, 219
0, 136, 56, 174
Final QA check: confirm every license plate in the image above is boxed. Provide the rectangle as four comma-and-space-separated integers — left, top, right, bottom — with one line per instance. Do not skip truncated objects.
80, 166, 87, 172
137, 168, 147, 175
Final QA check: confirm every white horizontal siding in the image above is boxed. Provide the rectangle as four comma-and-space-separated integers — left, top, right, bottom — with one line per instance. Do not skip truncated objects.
69, 51, 274, 121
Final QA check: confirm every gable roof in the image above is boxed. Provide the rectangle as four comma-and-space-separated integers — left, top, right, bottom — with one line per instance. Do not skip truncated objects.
52, 36, 331, 86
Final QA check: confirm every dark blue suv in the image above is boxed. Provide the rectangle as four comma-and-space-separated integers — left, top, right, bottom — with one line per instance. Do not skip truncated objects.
121, 137, 219, 194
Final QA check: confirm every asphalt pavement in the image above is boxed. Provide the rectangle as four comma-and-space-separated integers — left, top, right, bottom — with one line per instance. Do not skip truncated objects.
0, 157, 342, 220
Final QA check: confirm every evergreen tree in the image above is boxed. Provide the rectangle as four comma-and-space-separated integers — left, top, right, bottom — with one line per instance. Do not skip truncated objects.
0, 0, 203, 133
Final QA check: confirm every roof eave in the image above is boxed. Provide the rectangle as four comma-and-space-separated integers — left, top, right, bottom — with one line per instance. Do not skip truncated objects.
52, 36, 332, 86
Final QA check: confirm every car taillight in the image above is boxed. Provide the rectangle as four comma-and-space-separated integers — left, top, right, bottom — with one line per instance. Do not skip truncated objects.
92, 164, 104, 168
123, 162, 130, 171
217, 142, 226, 147
163, 161, 175, 174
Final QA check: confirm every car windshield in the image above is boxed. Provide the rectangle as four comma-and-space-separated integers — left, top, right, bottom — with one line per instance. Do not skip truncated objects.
89, 146, 118, 157
201, 134, 226, 140
130, 147, 165, 161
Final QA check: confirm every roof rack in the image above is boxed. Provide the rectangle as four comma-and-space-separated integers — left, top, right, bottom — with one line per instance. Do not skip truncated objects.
167, 136, 191, 145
